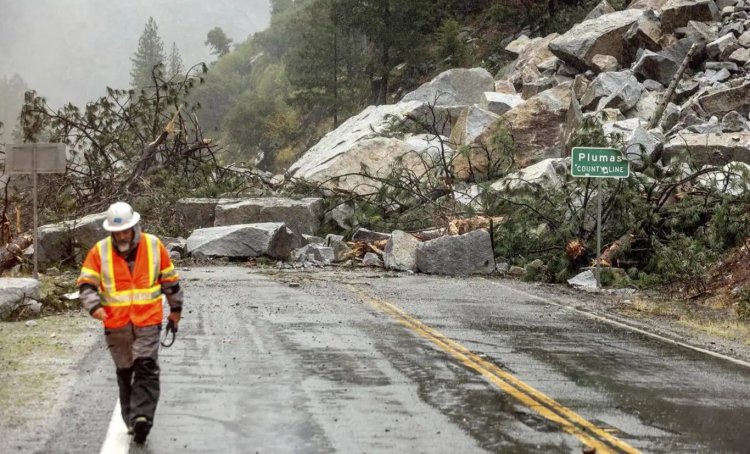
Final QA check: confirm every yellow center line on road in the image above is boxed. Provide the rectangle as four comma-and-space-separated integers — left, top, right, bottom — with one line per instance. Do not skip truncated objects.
349, 286, 640, 454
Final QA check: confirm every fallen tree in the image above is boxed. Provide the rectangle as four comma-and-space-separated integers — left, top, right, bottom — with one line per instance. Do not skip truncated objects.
4, 63, 252, 239
0, 232, 32, 273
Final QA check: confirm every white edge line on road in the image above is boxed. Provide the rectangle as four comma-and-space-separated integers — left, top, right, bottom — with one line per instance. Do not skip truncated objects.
99, 399, 130, 454
490, 280, 750, 369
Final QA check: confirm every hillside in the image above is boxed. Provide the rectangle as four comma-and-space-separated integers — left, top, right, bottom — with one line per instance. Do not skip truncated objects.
190, 0, 620, 172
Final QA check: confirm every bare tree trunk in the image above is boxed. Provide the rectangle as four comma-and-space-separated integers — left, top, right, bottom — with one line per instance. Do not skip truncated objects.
0, 233, 33, 275
647, 43, 697, 130
598, 232, 634, 266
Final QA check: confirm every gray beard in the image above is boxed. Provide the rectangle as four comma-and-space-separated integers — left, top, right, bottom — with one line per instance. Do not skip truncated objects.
116, 242, 130, 253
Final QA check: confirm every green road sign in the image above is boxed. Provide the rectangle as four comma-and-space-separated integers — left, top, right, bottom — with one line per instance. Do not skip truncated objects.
571, 147, 629, 178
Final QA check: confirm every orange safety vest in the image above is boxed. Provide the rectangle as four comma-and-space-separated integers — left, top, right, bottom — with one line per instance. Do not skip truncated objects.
77, 233, 179, 329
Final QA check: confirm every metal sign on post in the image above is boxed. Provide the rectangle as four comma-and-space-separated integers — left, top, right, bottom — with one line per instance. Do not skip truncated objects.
5, 143, 67, 280
570, 147, 630, 289
571, 147, 629, 178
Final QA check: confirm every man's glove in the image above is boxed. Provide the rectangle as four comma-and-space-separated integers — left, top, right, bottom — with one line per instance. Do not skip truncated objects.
80, 285, 106, 320
167, 310, 181, 331
92, 307, 108, 321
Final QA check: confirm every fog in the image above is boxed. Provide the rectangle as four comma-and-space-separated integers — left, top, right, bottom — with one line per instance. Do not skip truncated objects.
0, 0, 271, 107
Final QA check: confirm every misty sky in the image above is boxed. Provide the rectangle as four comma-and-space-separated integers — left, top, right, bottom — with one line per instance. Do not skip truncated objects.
0, 0, 271, 107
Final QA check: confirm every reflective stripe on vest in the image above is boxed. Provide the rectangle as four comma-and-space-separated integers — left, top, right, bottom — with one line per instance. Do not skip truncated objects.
77, 266, 100, 287
99, 233, 164, 327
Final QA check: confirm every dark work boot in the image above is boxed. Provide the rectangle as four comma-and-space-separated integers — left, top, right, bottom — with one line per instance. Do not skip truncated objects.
132, 416, 151, 444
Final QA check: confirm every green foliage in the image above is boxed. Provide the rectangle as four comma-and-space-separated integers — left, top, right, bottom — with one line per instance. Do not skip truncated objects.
435, 18, 470, 67
15, 62, 231, 233
568, 113, 624, 150
338, 0, 439, 104
544, 0, 605, 34
647, 234, 718, 297
284, 0, 368, 128
707, 198, 750, 250
598, 267, 630, 288
522, 259, 548, 282
483, 108, 750, 296
486, 2, 523, 27
130, 17, 166, 89
205, 27, 233, 58
220, 63, 300, 168
167, 42, 184, 79
490, 184, 575, 281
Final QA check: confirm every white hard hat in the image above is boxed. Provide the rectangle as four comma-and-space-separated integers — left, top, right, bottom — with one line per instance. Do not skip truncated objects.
102, 202, 141, 232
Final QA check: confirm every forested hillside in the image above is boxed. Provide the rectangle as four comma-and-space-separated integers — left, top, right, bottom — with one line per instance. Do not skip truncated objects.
189, 0, 620, 172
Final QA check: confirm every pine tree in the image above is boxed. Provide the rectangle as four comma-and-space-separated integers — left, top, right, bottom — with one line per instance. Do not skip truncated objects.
205, 27, 233, 58
130, 17, 166, 89
168, 42, 184, 79
285, 0, 367, 128
338, 0, 437, 105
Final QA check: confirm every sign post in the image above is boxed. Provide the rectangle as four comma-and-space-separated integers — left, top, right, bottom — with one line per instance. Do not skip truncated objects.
6, 143, 67, 280
570, 147, 630, 289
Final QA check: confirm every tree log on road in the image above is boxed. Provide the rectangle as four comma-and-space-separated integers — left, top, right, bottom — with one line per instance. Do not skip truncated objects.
0, 233, 33, 275
597, 232, 635, 267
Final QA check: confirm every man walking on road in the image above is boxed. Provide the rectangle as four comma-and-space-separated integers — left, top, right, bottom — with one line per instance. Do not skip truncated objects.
77, 201, 183, 444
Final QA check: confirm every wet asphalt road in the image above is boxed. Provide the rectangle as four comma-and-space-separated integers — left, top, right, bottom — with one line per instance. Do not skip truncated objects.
43, 266, 750, 453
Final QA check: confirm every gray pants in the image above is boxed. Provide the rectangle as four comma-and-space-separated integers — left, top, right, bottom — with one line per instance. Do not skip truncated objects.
105, 324, 161, 427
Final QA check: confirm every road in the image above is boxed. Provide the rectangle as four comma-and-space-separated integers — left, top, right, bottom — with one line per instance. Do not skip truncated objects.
40, 266, 750, 453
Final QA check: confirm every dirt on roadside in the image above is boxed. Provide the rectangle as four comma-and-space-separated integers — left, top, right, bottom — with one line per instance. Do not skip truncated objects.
707, 238, 750, 300
0, 311, 100, 452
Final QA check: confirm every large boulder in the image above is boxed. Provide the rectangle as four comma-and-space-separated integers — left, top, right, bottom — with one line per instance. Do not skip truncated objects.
174, 198, 240, 232
187, 223, 300, 260
505, 35, 532, 55
480, 92, 524, 116
632, 38, 695, 86
549, 9, 645, 71
292, 244, 334, 265
706, 33, 740, 61
663, 132, 750, 166
660, 0, 720, 34
351, 227, 391, 242
384, 230, 420, 272
400, 68, 495, 106
603, 119, 663, 167
694, 83, 750, 117
214, 197, 323, 236
36, 212, 108, 263
449, 105, 500, 147
504, 34, 560, 88
0, 278, 40, 321
580, 70, 644, 113
291, 135, 452, 195
585, 0, 616, 21
627, 0, 670, 9
415, 229, 494, 276
458, 84, 572, 176
489, 158, 568, 192
288, 101, 456, 193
